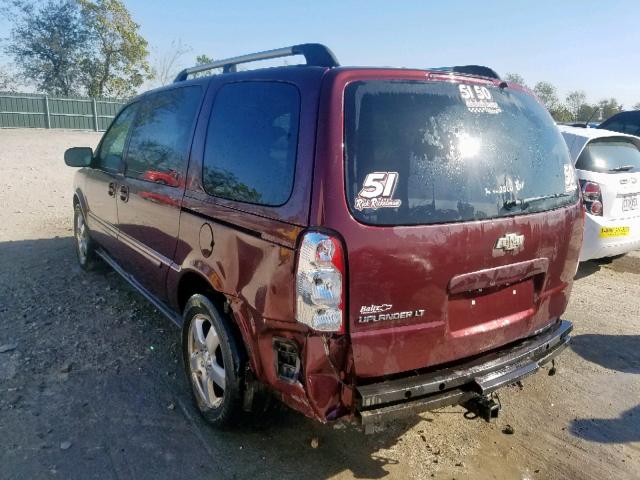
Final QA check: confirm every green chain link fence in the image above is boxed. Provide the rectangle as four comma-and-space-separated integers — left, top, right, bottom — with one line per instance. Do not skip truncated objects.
0, 91, 127, 131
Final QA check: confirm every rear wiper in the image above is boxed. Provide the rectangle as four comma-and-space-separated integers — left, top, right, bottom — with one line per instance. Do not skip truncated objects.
609, 165, 635, 172
503, 192, 571, 210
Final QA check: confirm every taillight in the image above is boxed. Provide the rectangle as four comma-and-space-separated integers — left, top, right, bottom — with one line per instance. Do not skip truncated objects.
580, 180, 603, 216
295, 231, 345, 333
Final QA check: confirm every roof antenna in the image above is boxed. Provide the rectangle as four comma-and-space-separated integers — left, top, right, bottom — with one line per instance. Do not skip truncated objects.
583, 106, 601, 127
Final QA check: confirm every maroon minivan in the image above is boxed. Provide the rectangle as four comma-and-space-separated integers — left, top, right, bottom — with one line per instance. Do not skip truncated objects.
64, 44, 583, 432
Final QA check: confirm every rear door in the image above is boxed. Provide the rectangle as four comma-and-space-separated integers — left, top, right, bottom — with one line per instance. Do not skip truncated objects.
314, 71, 583, 378
116, 85, 203, 300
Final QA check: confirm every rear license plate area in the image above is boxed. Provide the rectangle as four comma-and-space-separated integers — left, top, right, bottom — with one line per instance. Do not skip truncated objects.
448, 279, 534, 332
622, 194, 638, 212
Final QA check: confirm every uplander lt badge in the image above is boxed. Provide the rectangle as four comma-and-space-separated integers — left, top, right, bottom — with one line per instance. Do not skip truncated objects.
358, 304, 425, 324
495, 233, 525, 252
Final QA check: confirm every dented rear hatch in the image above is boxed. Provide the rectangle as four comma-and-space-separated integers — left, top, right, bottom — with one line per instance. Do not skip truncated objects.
312, 69, 583, 378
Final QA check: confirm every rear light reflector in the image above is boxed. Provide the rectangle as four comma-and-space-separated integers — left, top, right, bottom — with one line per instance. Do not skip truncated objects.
295, 231, 345, 332
580, 180, 603, 216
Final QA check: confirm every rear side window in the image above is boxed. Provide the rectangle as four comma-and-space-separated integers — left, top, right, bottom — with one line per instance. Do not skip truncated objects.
96, 103, 137, 172
202, 82, 300, 206
576, 139, 640, 173
344, 81, 578, 226
125, 86, 202, 186
599, 113, 640, 136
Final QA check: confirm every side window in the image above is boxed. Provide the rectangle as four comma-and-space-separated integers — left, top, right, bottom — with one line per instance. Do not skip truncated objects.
602, 120, 624, 132
202, 82, 300, 206
124, 86, 202, 186
629, 120, 640, 136
601, 114, 640, 135
96, 103, 137, 172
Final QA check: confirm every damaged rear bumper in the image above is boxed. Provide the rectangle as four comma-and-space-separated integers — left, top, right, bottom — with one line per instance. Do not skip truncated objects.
356, 319, 572, 433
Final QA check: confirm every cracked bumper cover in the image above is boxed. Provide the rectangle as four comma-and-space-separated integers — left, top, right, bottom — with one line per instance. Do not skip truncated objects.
356, 319, 572, 429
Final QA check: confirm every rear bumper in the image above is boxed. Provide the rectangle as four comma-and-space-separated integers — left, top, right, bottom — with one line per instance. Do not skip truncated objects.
356, 319, 572, 432
581, 213, 640, 261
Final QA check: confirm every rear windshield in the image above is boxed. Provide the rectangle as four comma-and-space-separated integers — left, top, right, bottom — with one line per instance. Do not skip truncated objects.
576, 139, 640, 173
344, 80, 579, 226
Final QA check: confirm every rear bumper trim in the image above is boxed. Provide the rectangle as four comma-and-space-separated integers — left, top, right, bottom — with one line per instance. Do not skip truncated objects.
357, 319, 572, 428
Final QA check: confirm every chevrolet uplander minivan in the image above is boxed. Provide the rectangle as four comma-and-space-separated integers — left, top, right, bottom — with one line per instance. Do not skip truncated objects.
64, 44, 582, 432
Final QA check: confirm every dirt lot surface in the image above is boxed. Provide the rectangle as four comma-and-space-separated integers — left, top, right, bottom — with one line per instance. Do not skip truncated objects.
1, 128, 639, 480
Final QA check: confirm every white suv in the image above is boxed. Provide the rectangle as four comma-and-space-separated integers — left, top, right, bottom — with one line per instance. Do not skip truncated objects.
560, 125, 640, 261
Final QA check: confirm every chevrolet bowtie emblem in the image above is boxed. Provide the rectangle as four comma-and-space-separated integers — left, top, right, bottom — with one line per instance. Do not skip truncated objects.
495, 233, 525, 252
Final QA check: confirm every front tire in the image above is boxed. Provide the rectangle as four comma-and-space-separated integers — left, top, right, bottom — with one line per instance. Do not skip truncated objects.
74, 203, 100, 271
182, 294, 245, 427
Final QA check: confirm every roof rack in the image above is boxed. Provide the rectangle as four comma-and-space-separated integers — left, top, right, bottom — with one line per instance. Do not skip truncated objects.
174, 43, 339, 82
432, 65, 501, 80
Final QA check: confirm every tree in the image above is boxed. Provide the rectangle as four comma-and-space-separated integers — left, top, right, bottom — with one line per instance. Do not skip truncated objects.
4, 0, 152, 97
533, 81, 559, 112
196, 54, 214, 65
78, 0, 153, 98
5, 0, 90, 95
565, 90, 586, 121
577, 103, 597, 123
549, 105, 572, 123
151, 39, 191, 87
597, 98, 623, 120
0, 65, 16, 91
190, 54, 225, 78
504, 73, 526, 87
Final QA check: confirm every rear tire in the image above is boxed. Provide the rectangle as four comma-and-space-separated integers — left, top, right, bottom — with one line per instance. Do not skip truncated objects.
182, 294, 245, 427
74, 203, 100, 271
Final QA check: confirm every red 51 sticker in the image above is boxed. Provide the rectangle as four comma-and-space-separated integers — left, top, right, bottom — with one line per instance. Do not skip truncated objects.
355, 172, 402, 211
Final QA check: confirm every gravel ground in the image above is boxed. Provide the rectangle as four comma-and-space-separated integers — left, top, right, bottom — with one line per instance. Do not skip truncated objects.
0, 128, 639, 480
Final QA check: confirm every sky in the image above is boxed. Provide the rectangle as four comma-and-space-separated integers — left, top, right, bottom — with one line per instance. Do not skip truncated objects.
1, 0, 639, 107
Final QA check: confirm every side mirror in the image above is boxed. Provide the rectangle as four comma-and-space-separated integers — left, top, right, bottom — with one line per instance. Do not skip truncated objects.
64, 147, 93, 167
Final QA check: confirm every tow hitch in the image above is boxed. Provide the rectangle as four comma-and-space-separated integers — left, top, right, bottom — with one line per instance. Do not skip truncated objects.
463, 394, 501, 422
356, 320, 572, 433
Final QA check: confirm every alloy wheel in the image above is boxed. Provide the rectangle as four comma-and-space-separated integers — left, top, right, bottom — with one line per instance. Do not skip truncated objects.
187, 314, 226, 408
75, 211, 89, 264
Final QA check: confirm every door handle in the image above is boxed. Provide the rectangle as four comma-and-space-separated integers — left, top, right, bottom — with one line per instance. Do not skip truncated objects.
108, 182, 116, 197
119, 185, 129, 202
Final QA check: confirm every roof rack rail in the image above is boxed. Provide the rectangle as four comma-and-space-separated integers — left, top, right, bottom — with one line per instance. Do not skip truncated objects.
174, 43, 339, 82
432, 65, 501, 80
